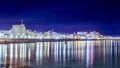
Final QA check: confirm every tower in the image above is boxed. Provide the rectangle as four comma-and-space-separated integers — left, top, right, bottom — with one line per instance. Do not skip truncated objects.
20, 19, 25, 26
21, 19, 23, 24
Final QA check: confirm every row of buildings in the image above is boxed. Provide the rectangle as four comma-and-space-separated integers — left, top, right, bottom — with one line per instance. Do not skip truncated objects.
0, 22, 117, 39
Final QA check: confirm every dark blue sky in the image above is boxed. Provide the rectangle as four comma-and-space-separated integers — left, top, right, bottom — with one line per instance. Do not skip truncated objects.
0, 0, 120, 35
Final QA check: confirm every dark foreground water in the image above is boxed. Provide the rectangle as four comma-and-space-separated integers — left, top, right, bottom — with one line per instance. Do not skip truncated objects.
0, 40, 120, 68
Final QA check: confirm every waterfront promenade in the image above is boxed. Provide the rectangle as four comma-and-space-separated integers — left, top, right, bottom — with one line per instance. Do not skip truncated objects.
0, 38, 119, 44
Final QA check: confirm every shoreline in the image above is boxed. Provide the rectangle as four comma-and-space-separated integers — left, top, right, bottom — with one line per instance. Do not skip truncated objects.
0, 38, 119, 44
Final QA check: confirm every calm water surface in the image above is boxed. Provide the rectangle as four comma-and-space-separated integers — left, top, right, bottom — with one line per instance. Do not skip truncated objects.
0, 40, 120, 68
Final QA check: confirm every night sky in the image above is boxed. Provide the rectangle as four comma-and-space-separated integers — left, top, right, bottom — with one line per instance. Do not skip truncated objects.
0, 0, 120, 35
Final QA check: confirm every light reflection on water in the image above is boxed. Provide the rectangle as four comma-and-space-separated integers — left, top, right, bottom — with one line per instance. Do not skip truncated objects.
0, 40, 120, 68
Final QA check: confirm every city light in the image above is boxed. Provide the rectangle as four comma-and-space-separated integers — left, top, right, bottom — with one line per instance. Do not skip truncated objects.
0, 21, 119, 41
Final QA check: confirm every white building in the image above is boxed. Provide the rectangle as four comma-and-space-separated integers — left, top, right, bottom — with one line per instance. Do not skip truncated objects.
10, 23, 26, 37
0, 20, 103, 39
0, 31, 5, 38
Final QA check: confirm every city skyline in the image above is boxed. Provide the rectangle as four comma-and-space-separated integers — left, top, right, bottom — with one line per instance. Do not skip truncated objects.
0, 19, 119, 36
0, 22, 101, 39
0, 21, 120, 41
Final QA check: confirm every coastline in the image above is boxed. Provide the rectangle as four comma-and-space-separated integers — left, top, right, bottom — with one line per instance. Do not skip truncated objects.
0, 38, 119, 44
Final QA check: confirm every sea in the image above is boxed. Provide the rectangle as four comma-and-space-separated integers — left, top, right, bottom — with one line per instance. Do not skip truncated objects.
0, 40, 120, 68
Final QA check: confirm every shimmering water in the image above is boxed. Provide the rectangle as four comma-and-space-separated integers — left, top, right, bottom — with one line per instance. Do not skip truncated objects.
0, 40, 120, 68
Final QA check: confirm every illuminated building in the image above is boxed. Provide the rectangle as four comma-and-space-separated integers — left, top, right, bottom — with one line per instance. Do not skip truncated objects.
0, 20, 118, 40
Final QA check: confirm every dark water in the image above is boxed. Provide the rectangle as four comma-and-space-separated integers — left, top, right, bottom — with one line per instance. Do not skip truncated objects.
0, 40, 120, 68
